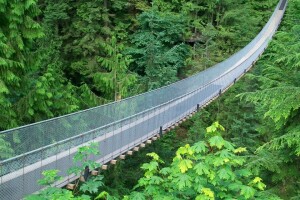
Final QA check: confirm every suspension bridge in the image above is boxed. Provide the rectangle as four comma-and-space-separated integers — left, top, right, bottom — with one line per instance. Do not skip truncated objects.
0, 0, 287, 199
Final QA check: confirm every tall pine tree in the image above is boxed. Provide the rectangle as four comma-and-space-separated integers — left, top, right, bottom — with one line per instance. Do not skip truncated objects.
0, 0, 44, 130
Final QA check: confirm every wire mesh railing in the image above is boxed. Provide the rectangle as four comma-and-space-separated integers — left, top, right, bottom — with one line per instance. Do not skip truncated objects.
0, 0, 287, 199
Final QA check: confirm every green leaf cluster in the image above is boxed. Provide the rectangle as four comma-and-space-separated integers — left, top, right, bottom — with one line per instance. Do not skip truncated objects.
26, 142, 106, 200
126, 122, 273, 200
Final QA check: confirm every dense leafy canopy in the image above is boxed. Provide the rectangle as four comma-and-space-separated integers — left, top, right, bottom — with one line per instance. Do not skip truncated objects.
125, 122, 275, 200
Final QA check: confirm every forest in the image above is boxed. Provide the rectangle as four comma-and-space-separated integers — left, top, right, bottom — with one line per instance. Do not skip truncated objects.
0, 0, 299, 199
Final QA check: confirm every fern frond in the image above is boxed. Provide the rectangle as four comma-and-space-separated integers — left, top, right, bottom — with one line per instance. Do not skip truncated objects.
239, 87, 300, 127
258, 126, 300, 156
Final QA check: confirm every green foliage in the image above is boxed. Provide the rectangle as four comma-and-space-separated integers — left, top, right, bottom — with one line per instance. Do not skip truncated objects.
26, 169, 90, 200
26, 188, 91, 200
0, 135, 14, 159
95, 191, 119, 200
126, 122, 275, 199
237, 3, 300, 197
15, 66, 80, 123
66, 142, 104, 196
61, 0, 113, 100
0, 0, 43, 130
25, 142, 105, 199
38, 170, 62, 187
94, 36, 137, 100
80, 176, 105, 194
240, 87, 300, 128
128, 7, 190, 90
68, 142, 100, 177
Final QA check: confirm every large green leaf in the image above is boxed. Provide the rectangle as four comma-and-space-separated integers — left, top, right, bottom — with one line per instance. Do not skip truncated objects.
209, 136, 226, 149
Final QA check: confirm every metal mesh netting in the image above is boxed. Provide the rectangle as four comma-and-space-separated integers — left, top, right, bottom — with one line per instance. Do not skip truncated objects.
0, 0, 286, 199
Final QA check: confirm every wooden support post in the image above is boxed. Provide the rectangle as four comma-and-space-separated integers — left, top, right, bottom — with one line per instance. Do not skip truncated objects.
110, 160, 117, 165
146, 140, 152, 144
140, 143, 146, 148
127, 151, 133, 155
91, 170, 98, 176
119, 155, 126, 160
66, 184, 75, 190
102, 165, 108, 170
134, 147, 139, 151
79, 176, 85, 182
